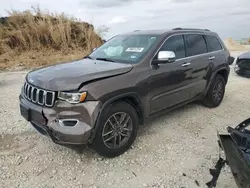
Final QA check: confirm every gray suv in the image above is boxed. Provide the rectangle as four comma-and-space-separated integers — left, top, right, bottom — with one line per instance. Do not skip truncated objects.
19, 28, 231, 157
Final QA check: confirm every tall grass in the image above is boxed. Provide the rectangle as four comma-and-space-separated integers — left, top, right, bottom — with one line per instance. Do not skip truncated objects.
0, 7, 105, 70
0, 7, 103, 54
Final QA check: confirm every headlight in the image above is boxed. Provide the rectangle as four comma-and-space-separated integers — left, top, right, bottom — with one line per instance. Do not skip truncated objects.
58, 91, 87, 104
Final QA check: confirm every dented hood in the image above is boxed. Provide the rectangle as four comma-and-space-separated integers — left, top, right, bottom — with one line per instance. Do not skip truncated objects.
26, 59, 133, 91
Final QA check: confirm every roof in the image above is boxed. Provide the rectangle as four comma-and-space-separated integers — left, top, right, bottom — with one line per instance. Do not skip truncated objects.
120, 28, 213, 36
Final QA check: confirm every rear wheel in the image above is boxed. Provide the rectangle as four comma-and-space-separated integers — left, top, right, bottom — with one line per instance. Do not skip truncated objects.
92, 101, 139, 158
203, 75, 225, 108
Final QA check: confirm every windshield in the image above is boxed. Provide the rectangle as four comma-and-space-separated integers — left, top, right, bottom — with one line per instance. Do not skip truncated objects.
89, 34, 159, 64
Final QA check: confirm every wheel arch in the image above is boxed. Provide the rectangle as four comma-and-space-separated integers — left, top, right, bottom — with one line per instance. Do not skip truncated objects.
88, 92, 144, 143
204, 67, 229, 97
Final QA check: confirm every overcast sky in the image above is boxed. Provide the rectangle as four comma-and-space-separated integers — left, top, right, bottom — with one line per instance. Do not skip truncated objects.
1, 0, 250, 40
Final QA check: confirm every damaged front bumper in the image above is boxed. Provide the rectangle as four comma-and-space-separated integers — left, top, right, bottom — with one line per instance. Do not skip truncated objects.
208, 118, 250, 188
19, 93, 102, 145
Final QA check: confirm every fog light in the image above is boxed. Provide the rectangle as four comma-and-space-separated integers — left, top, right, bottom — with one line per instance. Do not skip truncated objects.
58, 119, 79, 127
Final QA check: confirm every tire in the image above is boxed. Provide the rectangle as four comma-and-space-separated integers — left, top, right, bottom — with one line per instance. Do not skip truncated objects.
203, 74, 226, 108
92, 101, 139, 158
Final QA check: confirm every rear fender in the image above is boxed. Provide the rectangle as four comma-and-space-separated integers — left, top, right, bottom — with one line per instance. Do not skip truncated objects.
203, 67, 229, 97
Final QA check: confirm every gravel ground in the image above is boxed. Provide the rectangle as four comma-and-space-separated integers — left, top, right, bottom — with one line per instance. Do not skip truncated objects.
0, 51, 249, 188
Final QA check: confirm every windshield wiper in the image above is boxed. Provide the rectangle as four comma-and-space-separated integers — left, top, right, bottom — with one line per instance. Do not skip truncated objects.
96, 57, 115, 62
83, 55, 93, 59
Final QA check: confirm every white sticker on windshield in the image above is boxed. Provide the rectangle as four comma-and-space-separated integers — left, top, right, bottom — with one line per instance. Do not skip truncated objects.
126, 47, 144, 52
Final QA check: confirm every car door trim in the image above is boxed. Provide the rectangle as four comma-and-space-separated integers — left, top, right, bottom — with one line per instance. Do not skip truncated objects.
150, 33, 225, 67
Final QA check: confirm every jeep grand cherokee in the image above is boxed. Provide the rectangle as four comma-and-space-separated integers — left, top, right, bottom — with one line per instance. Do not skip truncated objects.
19, 28, 231, 157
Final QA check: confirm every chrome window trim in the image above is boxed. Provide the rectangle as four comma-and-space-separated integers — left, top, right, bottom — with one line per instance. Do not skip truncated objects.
150, 32, 225, 66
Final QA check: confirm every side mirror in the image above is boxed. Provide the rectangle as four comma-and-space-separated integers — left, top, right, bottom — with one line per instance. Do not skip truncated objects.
152, 51, 176, 65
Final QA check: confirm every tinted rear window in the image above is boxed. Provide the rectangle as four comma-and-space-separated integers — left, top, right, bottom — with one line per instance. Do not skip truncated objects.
205, 35, 223, 52
159, 35, 185, 59
184, 34, 207, 57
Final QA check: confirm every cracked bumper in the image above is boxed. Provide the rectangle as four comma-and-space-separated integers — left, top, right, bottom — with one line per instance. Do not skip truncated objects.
19, 93, 102, 145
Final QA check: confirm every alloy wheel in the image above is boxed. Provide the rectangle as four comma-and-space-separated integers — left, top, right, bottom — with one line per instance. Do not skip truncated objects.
212, 80, 224, 103
102, 112, 133, 149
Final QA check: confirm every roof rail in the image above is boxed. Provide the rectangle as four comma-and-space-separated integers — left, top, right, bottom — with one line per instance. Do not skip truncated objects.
172, 27, 210, 31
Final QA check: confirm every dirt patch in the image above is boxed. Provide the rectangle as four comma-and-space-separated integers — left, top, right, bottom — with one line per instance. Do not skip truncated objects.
224, 38, 250, 51
0, 132, 37, 156
0, 134, 17, 150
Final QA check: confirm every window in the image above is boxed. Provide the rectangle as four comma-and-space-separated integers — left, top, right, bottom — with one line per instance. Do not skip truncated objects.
205, 35, 223, 52
184, 34, 207, 57
159, 35, 185, 59
89, 34, 159, 64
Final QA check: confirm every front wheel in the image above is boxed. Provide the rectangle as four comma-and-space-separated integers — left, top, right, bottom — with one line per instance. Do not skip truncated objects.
203, 75, 226, 108
92, 101, 139, 158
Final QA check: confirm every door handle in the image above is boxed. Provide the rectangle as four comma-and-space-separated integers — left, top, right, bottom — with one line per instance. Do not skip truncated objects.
209, 56, 215, 60
182, 62, 191, 67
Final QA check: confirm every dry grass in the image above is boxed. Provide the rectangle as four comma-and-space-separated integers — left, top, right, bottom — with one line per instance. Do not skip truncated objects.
0, 7, 104, 70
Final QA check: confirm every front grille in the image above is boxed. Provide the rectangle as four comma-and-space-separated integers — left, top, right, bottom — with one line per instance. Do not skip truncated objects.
23, 82, 55, 107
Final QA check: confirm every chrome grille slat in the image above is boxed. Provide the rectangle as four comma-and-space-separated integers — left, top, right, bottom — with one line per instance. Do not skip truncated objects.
44, 90, 47, 106
31, 87, 34, 101
24, 82, 27, 97
38, 90, 44, 105
28, 85, 32, 100
36, 89, 40, 104
32, 88, 37, 103
46, 91, 55, 107
25, 83, 28, 97
23, 82, 55, 107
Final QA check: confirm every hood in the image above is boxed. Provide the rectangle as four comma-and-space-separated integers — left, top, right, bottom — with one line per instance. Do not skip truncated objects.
26, 59, 133, 91
238, 51, 250, 60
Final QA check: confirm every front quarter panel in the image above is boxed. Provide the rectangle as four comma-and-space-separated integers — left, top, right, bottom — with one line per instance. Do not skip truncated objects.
80, 65, 151, 117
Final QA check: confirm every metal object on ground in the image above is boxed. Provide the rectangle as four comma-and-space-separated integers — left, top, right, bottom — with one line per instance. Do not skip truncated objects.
207, 118, 250, 188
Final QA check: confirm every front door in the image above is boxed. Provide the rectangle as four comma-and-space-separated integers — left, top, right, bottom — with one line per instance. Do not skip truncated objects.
149, 35, 193, 114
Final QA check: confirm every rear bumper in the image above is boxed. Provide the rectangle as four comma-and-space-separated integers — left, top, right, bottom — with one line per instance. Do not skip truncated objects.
19, 93, 102, 145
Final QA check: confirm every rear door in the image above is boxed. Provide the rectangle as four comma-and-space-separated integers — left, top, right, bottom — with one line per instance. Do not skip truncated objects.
184, 34, 210, 98
204, 34, 225, 68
